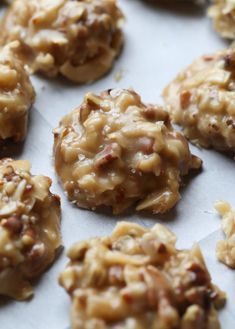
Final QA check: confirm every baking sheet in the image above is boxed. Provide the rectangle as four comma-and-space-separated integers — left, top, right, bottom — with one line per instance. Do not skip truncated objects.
0, 0, 235, 328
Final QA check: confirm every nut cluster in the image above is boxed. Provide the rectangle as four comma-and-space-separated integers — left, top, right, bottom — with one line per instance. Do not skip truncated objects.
0, 158, 61, 300
1, 0, 124, 83
54, 89, 201, 214
0, 42, 35, 143
59, 222, 225, 329
164, 48, 235, 152
208, 0, 235, 39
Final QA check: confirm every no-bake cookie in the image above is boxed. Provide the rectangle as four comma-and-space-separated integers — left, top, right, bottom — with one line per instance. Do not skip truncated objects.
0, 42, 35, 143
59, 221, 225, 329
53, 89, 201, 214
215, 201, 235, 268
0, 158, 61, 300
208, 0, 235, 39
0, 0, 124, 83
164, 48, 235, 152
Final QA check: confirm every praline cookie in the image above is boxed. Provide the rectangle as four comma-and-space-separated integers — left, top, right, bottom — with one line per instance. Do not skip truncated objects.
1, 0, 124, 83
208, 0, 235, 39
54, 88, 201, 214
164, 48, 235, 152
0, 158, 61, 300
0, 42, 35, 143
59, 222, 225, 329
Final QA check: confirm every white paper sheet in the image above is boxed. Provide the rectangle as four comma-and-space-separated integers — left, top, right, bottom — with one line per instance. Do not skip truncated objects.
0, 0, 235, 328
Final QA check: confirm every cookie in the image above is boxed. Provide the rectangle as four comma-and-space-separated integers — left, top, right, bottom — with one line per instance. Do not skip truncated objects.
1, 0, 124, 83
164, 48, 235, 152
208, 0, 235, 39
0, 158, 61, 300
54, 89, 201, 214
0, 42, 35, 143
59, 222, 225, 329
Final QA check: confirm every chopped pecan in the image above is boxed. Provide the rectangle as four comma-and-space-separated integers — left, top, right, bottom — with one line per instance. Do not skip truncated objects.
224, 53, 235, 70
203, 55, 214, 61
180, 91, 191, 109
187, 263, 209, 285
2, 215, 23, 234
109, 266, 124, 284
143, 105, 169, 123
94, 143, 121, 168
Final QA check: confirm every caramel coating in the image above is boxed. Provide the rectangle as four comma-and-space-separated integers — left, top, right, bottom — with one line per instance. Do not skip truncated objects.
208, 0, 235, 39
164, 48, 235, 152
0, 42, 35, 143
0, 158, 61, 300
1, 0, 124, 83
54, 89, 201, 214
59, 222, 225, 329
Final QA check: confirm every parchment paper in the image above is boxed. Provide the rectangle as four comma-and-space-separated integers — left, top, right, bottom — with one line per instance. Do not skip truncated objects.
0, 0, 234, 328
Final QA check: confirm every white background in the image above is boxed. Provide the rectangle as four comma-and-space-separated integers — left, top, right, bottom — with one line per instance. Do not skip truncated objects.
0, 0, 235, 328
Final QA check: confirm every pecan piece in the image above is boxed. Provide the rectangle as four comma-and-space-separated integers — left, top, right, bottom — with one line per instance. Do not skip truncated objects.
187, 263, 209, 285
2, 215, 23, 234
94, 143, 121, 168
224, 53, 235, 70
180, 91, 191, 109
